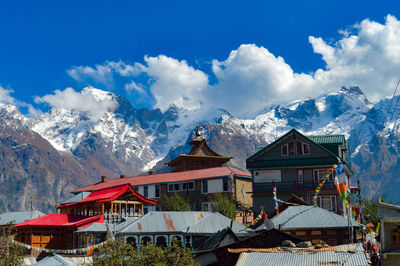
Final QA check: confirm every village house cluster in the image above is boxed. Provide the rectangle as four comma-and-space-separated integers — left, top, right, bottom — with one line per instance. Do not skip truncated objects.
1, 127, 380, 265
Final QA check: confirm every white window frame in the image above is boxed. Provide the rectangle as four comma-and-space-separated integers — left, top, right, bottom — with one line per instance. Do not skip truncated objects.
281, 141, 310, 156
297, 169, 304, 183
316, 195, 337, 212
313, 168, 334, 182
202, 202, 212, 211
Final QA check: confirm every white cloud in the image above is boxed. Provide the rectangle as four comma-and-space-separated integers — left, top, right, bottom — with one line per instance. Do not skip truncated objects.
34, 87, 118, 120
65, 15, 400, 116
0, 86, 16, 104
137, 55, 209, 111
124, 81, 146, 94
67, 61, 140, 88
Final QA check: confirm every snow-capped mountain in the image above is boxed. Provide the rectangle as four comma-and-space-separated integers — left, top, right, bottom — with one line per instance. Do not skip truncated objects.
2, 85, 400, 212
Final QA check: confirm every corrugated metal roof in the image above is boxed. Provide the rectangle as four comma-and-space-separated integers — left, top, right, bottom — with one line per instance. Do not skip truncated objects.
34, 254, 77, 266
378, 201, 400, 218
117, 211, 251, 235
0, 210, 45, 226
73, 166, 250, 193
307, 135, 346, 144
75, 218, 139, 233
235, 243, 369, 266
258, 206, 361, 230
60, 192, 90, 205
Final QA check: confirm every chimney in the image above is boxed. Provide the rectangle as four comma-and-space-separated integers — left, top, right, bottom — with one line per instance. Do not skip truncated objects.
101, 176, 107, 182
120, 175, 125, 179
149, 170, 155, 175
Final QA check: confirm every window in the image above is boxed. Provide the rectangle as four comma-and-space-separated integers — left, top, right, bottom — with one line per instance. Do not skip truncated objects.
185, 235, 192, 249
155, 206, 161, 211
317, 196, 337, 212
202, 180, 208, 194
182, 183, 187, 190
282, 141, 310, 156
171, 236, 182, 246
126, 237, 137, 249
155, 184, 160, 198
188, 182, 195, 190
223, 178, 229, 192
141, 236, 152, 246
391, 226, 400, 247
282, 145, 288, 156
144, 185, 148, 197
202, 202, 212, 211
143, 207, 149, 215
168, 184, 174, 192
314, 169, 333, 182
190, 203, 196, 211
156, 236, 167, 247
297, 170, 304, 183
174, 183, 180, 191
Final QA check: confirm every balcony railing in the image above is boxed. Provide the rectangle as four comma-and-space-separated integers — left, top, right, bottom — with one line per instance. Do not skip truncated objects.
254, 180, 336, 193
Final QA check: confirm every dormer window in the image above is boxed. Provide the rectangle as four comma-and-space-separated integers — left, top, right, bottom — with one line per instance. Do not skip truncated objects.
282, 141, 309, 156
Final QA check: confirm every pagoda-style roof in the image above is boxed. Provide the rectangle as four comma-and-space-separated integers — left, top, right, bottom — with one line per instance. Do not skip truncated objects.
167, 126, 231, 171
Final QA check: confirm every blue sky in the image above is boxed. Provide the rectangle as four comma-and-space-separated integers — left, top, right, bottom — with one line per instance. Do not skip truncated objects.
1, 0, 400, 117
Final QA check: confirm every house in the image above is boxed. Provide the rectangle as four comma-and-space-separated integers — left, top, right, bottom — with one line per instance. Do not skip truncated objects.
194, 228, 303, 266
234, 243, 369, 266
115, 211, 253, 250
255, 206, 362, 245
377, 200, 400, 265
72, 127, 252, 221
246, 129, 353, 216
0, 210, 45, 227
71, 211, 253, 251
34, 253, 78, 266
14, 184, 155, 254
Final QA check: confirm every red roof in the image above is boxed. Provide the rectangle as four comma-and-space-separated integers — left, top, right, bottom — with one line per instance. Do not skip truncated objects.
15, 214, 104, 229
73, 166, 250, 193
60, 184, 156, 208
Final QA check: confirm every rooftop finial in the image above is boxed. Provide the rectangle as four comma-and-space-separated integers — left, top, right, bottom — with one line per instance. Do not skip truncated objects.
196, 125, 201, 137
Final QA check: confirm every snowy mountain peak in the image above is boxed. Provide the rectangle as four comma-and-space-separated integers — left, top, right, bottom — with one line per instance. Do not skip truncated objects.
81, 86, 115, 102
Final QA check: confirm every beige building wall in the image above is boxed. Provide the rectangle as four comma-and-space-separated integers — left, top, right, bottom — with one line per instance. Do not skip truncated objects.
235, 178, 252, 207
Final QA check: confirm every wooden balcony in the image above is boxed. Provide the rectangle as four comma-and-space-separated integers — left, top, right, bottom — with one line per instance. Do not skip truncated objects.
254, 180, 336, 193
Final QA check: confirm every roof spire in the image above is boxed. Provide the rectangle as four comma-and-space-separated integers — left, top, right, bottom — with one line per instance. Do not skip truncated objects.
196, 125, 201, 137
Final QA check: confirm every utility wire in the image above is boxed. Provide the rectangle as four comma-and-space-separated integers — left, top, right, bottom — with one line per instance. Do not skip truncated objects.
387, 78, 400, 124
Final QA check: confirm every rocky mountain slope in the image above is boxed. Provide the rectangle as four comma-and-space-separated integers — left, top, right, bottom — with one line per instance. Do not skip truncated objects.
1, 86, 399, 212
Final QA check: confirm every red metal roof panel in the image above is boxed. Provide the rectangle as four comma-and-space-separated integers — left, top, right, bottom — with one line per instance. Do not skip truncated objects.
14, 214, 104, 228
73, 166, 250, 193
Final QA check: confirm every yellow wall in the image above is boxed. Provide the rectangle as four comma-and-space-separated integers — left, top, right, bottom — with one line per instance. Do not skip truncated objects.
235, 178, 253, 207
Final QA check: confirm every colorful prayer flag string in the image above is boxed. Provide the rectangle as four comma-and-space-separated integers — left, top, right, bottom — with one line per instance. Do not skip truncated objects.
312, 167, 335, 206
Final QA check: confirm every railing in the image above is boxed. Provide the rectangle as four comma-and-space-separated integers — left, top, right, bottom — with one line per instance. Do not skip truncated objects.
254, 180, 336, 193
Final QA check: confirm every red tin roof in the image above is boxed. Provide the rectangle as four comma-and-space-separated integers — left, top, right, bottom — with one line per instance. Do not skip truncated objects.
73, 166, 250, 193
59, 184, 156, 208
14, 214, 104, 229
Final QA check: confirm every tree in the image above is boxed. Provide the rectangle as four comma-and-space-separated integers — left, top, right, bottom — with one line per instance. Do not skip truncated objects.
92, 239, 198, 266
0, 224, 24, 266
211, 194, 237, 219
363, 198, 379, 226
160, 193, 191, 211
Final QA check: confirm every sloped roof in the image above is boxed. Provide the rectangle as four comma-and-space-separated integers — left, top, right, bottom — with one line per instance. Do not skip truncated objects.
235, 243, 369, 266
73, 166, 250, 193
75, 217, 139, 233
116, 211, 251, 235
0, 210, 45, 226
60, 192, 90, 205
257, 206, 361, 230
199, 227, 239, 251
61, 184, 156, 207
378, 201, 400, 219
15, 214, 104, 229
34, 253, 77, 266
307, 135, 346, 145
